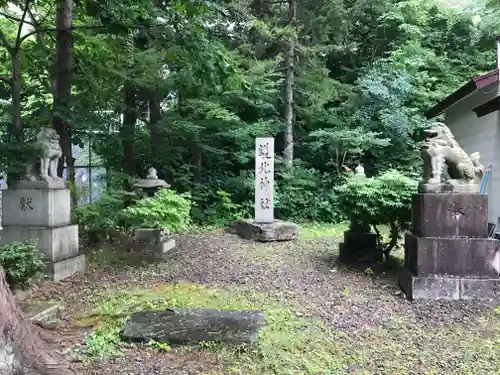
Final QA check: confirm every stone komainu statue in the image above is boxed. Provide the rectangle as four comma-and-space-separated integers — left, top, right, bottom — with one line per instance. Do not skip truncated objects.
24, 127, 64, 183
419, 121, 484, 193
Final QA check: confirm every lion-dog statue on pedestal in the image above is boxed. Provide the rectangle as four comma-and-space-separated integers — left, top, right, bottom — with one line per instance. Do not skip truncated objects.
419, 122, 484, 193
24, 127, 64, 184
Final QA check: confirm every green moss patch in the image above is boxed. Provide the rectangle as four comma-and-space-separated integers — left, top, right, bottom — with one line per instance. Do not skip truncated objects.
73, 282, 356, 373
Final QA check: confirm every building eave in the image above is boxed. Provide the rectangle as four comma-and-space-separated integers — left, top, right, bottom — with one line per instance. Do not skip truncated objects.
472, 94, 500, 118
425, 69, 499, 119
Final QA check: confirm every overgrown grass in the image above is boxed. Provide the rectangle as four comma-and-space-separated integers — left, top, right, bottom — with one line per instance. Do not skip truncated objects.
73, 283, 356, 373
299, 222, 348, 240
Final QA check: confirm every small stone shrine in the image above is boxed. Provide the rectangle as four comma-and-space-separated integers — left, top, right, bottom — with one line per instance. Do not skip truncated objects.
132, 167, 170, 198
0, 128, 84, 281
399, 121, 500, 300
229, 137, 299, 242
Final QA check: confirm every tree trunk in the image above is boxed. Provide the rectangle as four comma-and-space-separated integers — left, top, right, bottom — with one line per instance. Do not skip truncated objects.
0, 267, 79, 375
250, 0, 272, 18
121, 84, 137, 176
11, 50, 22, 144
148, 97, 161, 164
7, 49, 24, 183
283, 0, 296, 170
53, 0, 75, 204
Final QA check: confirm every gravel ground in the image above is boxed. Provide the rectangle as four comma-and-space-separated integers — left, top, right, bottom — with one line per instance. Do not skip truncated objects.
22, 229, 500, 374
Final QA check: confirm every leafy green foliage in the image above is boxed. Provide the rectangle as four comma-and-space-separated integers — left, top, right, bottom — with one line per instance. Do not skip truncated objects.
191, 188, 250, 227
335, 170, 418, 258
275, 164, 344, 222
1, 0, 498, 228
74, 190, 127, 243
0, 240, 45, 289
122, 188, 192, 232
307, 128, 391, 172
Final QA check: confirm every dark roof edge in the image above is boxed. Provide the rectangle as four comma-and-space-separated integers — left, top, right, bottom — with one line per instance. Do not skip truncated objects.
425, 69, 499, 119
472, 94, 500, 118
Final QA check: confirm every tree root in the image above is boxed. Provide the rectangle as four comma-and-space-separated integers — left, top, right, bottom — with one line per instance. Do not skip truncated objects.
0, 267, 80, 375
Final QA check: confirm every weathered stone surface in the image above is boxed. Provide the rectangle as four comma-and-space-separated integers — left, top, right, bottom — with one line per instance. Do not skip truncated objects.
338, 231, 382, 263
0, 225, 79, 262
135, 228, 169, 243
399, 267, 500, 301
460, 278, 500, 301
412, 193, 488, 238
10, 179, 66, 189
229, 219, 299, 242
45, 253, 86, 281
405, 233, 499, 278
132, 168, 170, 198
2, 188, 71, 227
134, 228, 176, 254
123, 308, 266, 345
399, 267, 459, 300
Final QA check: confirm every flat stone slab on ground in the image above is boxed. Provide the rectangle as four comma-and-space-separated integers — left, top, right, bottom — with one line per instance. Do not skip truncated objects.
123, 308, 266, 345
399, 266, 500, 301
229, 219, 299, 242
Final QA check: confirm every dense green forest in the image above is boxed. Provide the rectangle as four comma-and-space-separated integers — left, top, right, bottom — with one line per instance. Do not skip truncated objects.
0, 0, 498, 227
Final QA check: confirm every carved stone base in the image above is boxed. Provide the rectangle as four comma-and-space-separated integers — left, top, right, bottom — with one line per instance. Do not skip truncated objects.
45, 254, 86, 281
2, 188, 71, 227
338, 230, 382, 263
412, 193, 488, 238
405, 233, 499, 278
399, 266, 500, 301
134, 228, 176, 254
418, 181, 480, 194
229, 219, 299, 242
10, 179, 67, 190
0, 225, 79, 262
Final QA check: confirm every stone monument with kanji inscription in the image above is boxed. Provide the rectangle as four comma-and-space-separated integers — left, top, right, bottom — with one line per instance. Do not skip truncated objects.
229, 137, 299, 242
0, 128, 84, 281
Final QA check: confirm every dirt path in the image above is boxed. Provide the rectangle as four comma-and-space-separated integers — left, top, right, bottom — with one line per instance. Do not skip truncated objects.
23, 230, 500, 374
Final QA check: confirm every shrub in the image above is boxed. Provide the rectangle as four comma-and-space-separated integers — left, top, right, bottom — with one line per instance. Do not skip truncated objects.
73, 189, 126, 244
335, 170, 417, 259
191, 188, 250, 227
0, 240, 45, 289
275, 165, 344, 223
122, 188, 192, 233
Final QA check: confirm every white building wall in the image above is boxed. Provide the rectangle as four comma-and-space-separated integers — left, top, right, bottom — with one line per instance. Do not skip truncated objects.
445, 82, 500, 223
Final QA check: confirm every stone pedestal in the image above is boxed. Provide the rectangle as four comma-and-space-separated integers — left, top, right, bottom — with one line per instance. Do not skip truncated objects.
134, 228, 176, 254
229, 219, 299, 242
0, 184, 85, 281
399, 193, 500, 301
338, 230, 382, 263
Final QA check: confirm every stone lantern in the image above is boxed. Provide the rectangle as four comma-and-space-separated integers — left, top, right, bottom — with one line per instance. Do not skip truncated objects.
132, 167, 170, 198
